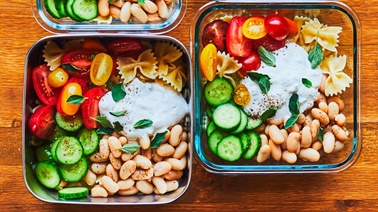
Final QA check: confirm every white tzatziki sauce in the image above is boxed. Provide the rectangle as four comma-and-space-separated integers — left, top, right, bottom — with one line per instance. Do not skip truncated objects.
98, 78, 188, 140
241, 42, 322, 121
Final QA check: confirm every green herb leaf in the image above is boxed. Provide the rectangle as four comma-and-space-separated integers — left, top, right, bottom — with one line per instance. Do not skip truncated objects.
150, 131, 168, 148
247, 72, 272, 94
110, 111, 126, 117
62, 63, 79, 73
66, 95, 85, 104
284, 114, 299, 129
288, 93, 300, 115
96, 127, 113, 135
317, 126, 324, 142
138, 0, 145, 4
119, 143, 140, 153
308, 42, 323, 69
106, 80, 114, 89
134, 119, 153, 129
113, 121, 123, 132
302, 78, 313, 88
95, 116, 113, 128
112, 83, 126, 102
260, 108, 277, 121
258, 46, 276, 67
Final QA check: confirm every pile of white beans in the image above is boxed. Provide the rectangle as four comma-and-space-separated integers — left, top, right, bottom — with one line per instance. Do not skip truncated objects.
99, 0, 174, 23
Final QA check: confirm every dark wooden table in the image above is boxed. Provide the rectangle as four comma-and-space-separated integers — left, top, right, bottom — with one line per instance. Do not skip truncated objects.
1, 0, 377, 211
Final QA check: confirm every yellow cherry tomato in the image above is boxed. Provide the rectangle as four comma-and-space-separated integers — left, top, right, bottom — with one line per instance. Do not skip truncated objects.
59, 82, 82, 116
47, 67, 69, 88
90, 53, 113, 86
233, 84, 251, 106
242, 16, 268, 40
200, 43, 218, 81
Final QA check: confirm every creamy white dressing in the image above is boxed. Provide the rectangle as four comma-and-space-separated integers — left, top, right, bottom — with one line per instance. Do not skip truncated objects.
98, 78, 188, 140
241, 43, 322, 121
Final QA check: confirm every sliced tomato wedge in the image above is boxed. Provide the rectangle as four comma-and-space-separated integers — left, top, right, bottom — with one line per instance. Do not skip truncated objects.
81, 87, 106, 129
67, 77, 89, 95
238, 51, 261, 77
233, 84, 250, 106
226, 16, 253, 58
82, 39, 107, 53
242, 16, 268, 40
90, 53, 113, 86
32, 64, 61, 106
106, 38, 142, 58
61, 49, 96, 77
28, 105, 56, 139
200, 43, 218, 81
57, 82, 82, 116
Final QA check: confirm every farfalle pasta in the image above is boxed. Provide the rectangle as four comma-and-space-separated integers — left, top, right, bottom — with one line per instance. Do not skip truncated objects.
42, 40, 83, 71
154, 42, 183, 76
320, 55, 352, 96
216, 51, 242, 87
158, 65, 186, 92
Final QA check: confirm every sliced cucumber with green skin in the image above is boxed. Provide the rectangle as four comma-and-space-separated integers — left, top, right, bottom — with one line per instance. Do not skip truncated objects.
50, 139, 60, 162
48, 125, 68, 142
36, 143, 53, 162
45, 0, 62, 19
213, 103, 241, 131
206, 104, 215, 119
240, 133, 251, 153
55, 112, 83, 132
242, 132, 261, 159
230, 109, 248, 134
56, 0, 68, 17
58, 187, 89, 199
72, 0, 98, 21
78, 128, 99, 156
59, 157, 88, 182
35, 161, 61, 189
208, 129, 227, 155
245, 116, 263, 131
206, 121, 216, 137
204, 77, 234, 106
55, 136, 84, 165
66, 0, 84, 21
216, 135, 243, 162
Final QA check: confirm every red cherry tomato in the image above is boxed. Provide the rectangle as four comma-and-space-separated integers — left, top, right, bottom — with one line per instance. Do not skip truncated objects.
238, 52, 261, 77
82, 39, 107, 53
61, 49, 95, 77
67, 77, 89, 95
106, 38, 142, 58
253, 34, 286, 52
202, 20, 229, 52
264, 14, 290, 41
28, 105, 56, 139
58, 82, 82, 116
32, 64, 61, 106
81, 87, 106, 129
284, 17, 298, 38
226, 16, 253, 58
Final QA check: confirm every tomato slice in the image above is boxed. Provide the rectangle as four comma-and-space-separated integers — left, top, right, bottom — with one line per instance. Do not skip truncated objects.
61, 49, 96, 77
106, 38, 142, 58
238, 52, 261, 77
242, 17, 268, 40
284, 17, 298, 38
67, 77, 89, 95
32, 64, 61, 106
58, 82, 83, 116
200, 43, 218, 81
264, 14, 290, 41
82, 39, 107, 53
81, 87, 106, 129
226, 16, 253, 58
28, 105, 56, 139
90, 53, 113, 86
233, 84, 250, 106
202, 20, 229, 52
253, 34, 286, 52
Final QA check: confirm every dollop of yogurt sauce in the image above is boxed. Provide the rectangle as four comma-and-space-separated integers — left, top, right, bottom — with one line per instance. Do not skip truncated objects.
241, 42, 322, 121
99, 78, 188, 140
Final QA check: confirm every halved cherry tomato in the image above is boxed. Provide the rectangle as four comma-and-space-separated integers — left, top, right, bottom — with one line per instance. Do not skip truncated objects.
61, 49, 95, 77
82, 39, 107, 53
32, 64, 61, 106
238, 52, 261, 77
28, 105, 56, 139
67, 77, 89, 95
81, 87, 106, 129
264, 14, 290, 41
106, 38, 142, 58
226, 16, 253, 58
47, 67, 69, 88
202, 20, 229, 52
253, 34, 286, 52
242, 16, 268, 40
284, 17, 298, 38
233, 84, 250, 106
58, 82, 82, 116
90, 53, 113, 86
200, 43, 218, 81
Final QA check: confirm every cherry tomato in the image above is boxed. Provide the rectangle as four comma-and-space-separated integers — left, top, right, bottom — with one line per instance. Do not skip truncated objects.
253, 34, 286, 52
28, 105, 56, 139
233, 84, 250, 106
284, 17, 298, 38
264, 14, 290, 41
67, 77, 89, 95
106, 38, 142, 58
47, 67, 69, 88
58, 82, 82, 116
81, 87, 106, 129
90, 53, 113, 86
61, 49, 95, 77
226, 16, 253, 58
200, 43, 218, 81
238, 52, 261, 77
202, 20, 229, 52
242, 16, 268, 40
82, 39, 107, 53
32, 64, 61, 106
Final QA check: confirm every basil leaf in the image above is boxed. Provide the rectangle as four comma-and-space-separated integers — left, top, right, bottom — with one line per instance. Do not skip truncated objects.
317, 126, 324, 142
66, 95, 85, 104
150, 131, 168, 148
96, 126, 113, 135
260, 108, 277, 122
110, 111, 126, 117
113, 121, 123, 132
95, 116, 113, 128
258, 76, 271, 94
284, 114, 299, 129
308, 42, 323, 69
112, 83, 126, 102
247, 72, 267, 81
288, 93, 300, 115
302, 78, 312, 88
62, 63, 79, 73
134, 119, 153, 129
138, 0, 145, 4
258, 46, 276, 67
119, 143, 140, 154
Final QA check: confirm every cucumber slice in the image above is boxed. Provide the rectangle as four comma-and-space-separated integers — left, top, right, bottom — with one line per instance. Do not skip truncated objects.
48, 125, 68, 142
72, 0, 98, 21
55, 112, 83, 132
35, 161, 61, 189
240, 133, 251, 153
50, 139, 60, 162
55, 136, 84, 165
208, 129, 227, 155
58, 187, 89, 199
36, 143, 53, 162
230, 109, 248, 134
78, 128, 99, 156
56, 0, 68, 17
58, 157, 88, 182
242, 132, 261, 159
213, 103, 241, 131
216, 135, 243, 162
66, 0, 84, 21
45, 0, 62, 19
204, 77, 233, 106
206, 121, 216, 137
245, 116, 263, 130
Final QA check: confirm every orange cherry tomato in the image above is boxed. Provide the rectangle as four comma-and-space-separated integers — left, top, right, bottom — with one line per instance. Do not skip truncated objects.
47, 67, 69, 88
90, 53, 113, 86
284, 17, 298, 38
59, 82, 82, 116
242, 17, 268, 40
233, 84, 250, 106
82, 39, 107, 53
200, 43, 218, 81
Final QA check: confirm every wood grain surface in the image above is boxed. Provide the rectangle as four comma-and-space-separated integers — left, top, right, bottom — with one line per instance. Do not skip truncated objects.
1, 0, 377, 211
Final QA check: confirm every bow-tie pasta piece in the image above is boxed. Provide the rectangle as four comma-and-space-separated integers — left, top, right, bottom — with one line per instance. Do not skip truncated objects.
155, 42, 183, 76
217, 51, 242, 87
42, 40, 83, 71
320, 55, 352, 96
158, 65, 186, 92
